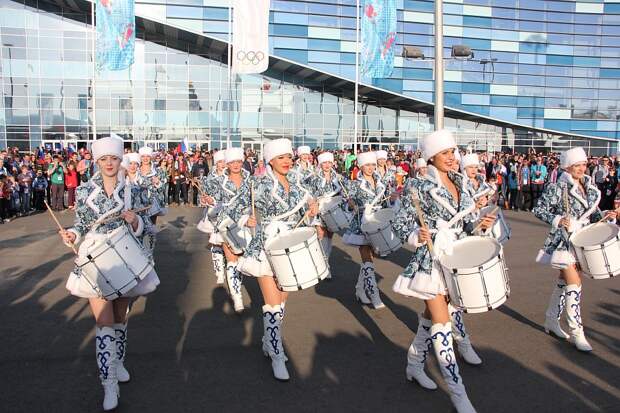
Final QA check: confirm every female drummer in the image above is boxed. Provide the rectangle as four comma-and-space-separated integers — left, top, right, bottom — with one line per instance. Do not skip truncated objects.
198, 150, 227, 285
138, 146, 168, 224
304, 151, 344, 278
343, 151, 398, 309
59, 136, 159, 411
293, 145, 315, 181
533, 147, 617, 352
204, 147, 252, 313
376, 149, 396, 188
222, 138, 318, 381
461, 153, 494, 201
392, 130, 495, 413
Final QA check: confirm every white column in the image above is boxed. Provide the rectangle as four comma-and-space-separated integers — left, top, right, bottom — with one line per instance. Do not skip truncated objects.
434, 0, 444, 130
354, 0, 360, 154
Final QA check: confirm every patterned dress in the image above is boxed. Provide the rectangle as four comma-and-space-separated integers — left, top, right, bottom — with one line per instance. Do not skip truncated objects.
533, 173, 603, 267
466, 174, 494, 200
196, 169, 225, 234
222, 169, 314, 277
138, 163, 168, 216
342, 172, 390, 246
305, 168, 348, 231
392, 165, 478, 300
291, 162, 315, 184
66, 173, 160, 299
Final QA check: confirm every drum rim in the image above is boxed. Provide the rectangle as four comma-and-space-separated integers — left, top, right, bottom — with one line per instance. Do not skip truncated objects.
570, 222, 620, 248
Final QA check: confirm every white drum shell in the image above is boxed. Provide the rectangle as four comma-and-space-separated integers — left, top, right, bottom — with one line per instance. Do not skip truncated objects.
319, 196, 351, 233
75, 226, 153, 300
439, 237, 510, 314
218, 216, 252, 255
361, 208, 402, 257
570, 223, 620, 279
265, 228, 329, 292
480, 206, 511, 244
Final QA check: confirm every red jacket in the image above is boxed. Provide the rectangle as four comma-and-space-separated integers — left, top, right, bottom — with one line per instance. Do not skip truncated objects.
65, 170, 79, 189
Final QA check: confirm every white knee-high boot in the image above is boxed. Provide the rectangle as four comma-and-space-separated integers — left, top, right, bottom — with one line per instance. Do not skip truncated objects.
448, 303, 482, 365
544, 279, 569, 339
320, 237, 332, 279
226, 262, 244, 313
113, 323, 130, 383
431, 322, 476, 413
211, 246, 225, 284
96, 326, 119, 411
565, 284, 592, 352
405, 315, 437, 390
262, 304, 289, 381
355, 262, 384, 309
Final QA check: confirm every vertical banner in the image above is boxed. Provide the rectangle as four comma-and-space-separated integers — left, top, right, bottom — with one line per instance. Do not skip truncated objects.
361, 0, 397, 79
232, 0, 270, 74
96, 0, 135, 71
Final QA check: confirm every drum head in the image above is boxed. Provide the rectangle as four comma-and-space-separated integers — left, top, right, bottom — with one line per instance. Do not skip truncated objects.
440, 237, 501, 269
361, 208, 394, 232
266, 227, 314, 251
320, 196, 343, 211
571, 223, 619, 247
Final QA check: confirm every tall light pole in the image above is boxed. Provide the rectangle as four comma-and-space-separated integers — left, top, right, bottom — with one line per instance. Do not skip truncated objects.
434, 0, 444, 130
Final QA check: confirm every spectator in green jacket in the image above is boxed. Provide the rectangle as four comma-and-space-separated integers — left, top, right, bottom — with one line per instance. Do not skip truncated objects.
47, 156, 65, 211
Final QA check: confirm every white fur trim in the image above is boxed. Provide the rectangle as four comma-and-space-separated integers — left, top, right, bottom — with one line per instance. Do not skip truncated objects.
392, 264, 447, 300
551, 215, 563, 229
422, 129, 456, 160
342, 232, 370, 246
225, 147, 245, 163
357, 151, 377, 167
213, 150, 226, 162
407, 229, 425, 248
317, 152, 334, 164
209, 232, 225, 245
561, 147, 587, 169
376, 150, 388, 160
66, 228, 81, 247
126, 152, 140, 165
238, 252, 273, 277
264, 138, 293, 162
415, 158, 427, 168
461, 153, 479, 169
131, 216, 145, 237
297, 145, 311, 155
93, 136, 124, 161
138, 146, 153, 157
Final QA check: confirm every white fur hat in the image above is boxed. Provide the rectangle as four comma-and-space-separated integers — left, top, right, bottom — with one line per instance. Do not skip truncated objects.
422, 129, 457, 160
297, 145, 311, 155
461, 153, 479, 169
138, 146, 153, 157
213, 150, 226, 163
92, 136, 124, 161
561, 147, 588, 169
376, 150, 388, 160
127, 152, 141, 165
317, 152, 334, 164
415, 158, 427, 168
264, 138, 293, 162
357, 151, 377, 167
225, 147, 245, 163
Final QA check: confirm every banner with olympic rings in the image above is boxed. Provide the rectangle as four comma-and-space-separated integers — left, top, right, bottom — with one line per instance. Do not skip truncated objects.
232, 0, 270, 74
361, 0, 397, 79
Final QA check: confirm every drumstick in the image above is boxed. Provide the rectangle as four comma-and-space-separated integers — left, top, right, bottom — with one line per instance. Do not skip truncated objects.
410, 191, 434, 255
337, 175, 358, 212
293, 210, 311, 230
250, 184, 256, 236
44, 200, 77, 254
473, 206, 500, 233
97, 205, 153, 226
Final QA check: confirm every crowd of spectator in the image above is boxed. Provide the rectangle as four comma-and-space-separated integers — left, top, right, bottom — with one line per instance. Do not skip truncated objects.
1, 145, 619, 224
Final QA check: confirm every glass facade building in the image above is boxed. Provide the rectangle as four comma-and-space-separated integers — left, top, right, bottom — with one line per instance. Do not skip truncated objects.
1, 0, 619, 153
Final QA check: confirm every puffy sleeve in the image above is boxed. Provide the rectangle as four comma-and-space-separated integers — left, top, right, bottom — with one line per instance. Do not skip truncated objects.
533, 183, 563, 227
392, 182, 423, 246
66, 186, 91, 244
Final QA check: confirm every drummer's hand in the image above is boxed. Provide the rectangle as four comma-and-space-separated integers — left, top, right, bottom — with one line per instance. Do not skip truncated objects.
347, 199, 356, 210
475, 196, 488, 209
479, 214, 496, 231
559, 217, 570, 229
418, 227, 431, 244
200, 195, 214, 206
390, 191, 399, 202
603, 210, 617, 221
121, 210, 139, 230
316, 225, 325, 240
307, 199, 319, 217
59, 229, 76, 245
246, 215, 257, 228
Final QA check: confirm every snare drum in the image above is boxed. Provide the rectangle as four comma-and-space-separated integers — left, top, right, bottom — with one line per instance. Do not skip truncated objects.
361, 208, 402, 257
570, 222, 620, 279
265, 227, 329, 291
480, 205, 511, 244
439, 236, 510, 314
218, 216, 252, 255
75, 226, 153, 300
319, 196, 351, 233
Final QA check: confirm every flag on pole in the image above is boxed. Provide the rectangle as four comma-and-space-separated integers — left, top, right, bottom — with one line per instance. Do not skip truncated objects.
361, 0, 397, 79
232, 0, 270, 74
181, 137, 190, 153
96, 0, 135, 71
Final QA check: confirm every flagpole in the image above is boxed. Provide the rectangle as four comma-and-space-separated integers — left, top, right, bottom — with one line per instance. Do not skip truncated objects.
354, 0, 360, 154
227, 2, 232, 149
91, 0, 97, 142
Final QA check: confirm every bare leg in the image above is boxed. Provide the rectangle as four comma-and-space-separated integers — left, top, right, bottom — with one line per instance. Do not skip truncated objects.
89, 298, 115, 327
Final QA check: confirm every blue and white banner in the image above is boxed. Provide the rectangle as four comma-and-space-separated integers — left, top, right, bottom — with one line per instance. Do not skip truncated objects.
96, 0, 135, 71
361, 0, 397, 79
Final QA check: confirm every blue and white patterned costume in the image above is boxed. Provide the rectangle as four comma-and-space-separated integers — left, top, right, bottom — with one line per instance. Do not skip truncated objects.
533, 173, 603, 268
342, 171, 389, 246
222, 168, 313, 277
304, 168, 344, 198
292, 161, 315, 184
138, 164, 168, 216
392, 166, 478, 300
66, 172, 160, 298
465, 174, 494, 200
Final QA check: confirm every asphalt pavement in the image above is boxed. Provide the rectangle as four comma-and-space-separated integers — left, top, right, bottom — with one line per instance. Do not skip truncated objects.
0, 207, 619, 412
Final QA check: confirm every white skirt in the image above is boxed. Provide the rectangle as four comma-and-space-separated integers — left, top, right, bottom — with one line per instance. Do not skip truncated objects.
342, 232, 370, 246
238, 251, 274, 278
66, 269, 160, 299
392, 260, 447, 300
535, 248, 577, 270
209, 231, 224, 245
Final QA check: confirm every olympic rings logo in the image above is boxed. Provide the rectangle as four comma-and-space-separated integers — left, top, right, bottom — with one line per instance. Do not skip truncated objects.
236, 50, 265, 65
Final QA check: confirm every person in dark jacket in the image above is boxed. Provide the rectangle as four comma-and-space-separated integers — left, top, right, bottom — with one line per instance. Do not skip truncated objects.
32, 169, 48, 211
